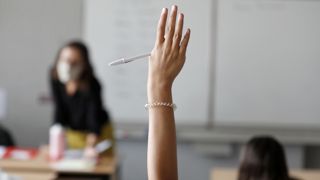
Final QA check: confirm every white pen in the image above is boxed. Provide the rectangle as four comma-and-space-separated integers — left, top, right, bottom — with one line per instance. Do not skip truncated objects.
108, 53, 151, 66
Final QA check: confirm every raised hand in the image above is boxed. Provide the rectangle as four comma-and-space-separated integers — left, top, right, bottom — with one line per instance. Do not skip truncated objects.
148, 5, 190, 97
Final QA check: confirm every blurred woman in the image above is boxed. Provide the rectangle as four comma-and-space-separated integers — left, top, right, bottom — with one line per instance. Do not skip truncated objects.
50, 41, 114, 158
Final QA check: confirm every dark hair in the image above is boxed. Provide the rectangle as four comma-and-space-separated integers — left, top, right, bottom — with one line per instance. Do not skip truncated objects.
51, 41, 95, 90
238, 136, 291, 180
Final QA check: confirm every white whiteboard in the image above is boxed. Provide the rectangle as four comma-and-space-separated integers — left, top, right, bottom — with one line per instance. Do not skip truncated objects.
84, 0, 212, 125
214, 0, 320, 128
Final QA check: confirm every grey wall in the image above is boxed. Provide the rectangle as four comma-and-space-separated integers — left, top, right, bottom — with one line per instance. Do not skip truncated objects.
0, 0, 83, 146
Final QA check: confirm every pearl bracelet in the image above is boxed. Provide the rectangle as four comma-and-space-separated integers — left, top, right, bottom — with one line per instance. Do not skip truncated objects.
145, 102, 177, 111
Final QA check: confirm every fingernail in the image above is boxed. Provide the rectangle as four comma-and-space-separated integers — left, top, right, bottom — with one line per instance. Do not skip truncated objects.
180, 13, 184, 19
172, 5, 177, 11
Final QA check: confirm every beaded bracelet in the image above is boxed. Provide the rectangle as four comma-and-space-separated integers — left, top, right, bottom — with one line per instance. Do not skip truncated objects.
145, 102, 177, 111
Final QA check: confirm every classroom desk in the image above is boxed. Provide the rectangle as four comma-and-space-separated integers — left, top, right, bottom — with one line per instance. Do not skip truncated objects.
0, 147, 119, 180
211, 168, 320, 180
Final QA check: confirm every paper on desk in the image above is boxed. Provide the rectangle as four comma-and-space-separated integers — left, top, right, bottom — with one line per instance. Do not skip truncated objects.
0, 88, 7, 120
64, 149, 83, 159
51, 159, 96, 171
55, 140, 111, 171
0, 170, 22, 180
95, 140, 112, 153
64, 140, 112, 159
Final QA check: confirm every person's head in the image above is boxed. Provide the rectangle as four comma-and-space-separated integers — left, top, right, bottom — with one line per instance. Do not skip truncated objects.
238, 135, 290, 180
51, 41, 94, 88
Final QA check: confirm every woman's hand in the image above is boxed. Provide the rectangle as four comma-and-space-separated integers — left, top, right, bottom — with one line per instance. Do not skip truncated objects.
83, 146, 98, 159
84, 133, 98, 159
148, 5, 190, 99
147, 5, 190, 180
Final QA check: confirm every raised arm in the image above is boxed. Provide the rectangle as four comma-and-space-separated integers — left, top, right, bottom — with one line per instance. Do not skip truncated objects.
147, 5, 190, 180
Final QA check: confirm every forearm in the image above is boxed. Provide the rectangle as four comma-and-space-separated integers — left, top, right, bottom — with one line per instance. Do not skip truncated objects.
147, 84, 178, 180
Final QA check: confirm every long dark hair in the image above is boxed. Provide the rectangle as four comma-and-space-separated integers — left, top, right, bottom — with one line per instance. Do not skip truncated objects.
51, 41, 95, 90
238, 136, 291, 180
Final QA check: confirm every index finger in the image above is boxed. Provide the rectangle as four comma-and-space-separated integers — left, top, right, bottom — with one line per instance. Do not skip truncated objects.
155, 8, 168, 46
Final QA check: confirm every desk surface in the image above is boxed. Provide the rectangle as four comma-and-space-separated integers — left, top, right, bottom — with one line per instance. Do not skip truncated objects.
211, 168, 320, 180
0, 156, 117, 174
0, 147, 118, 180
